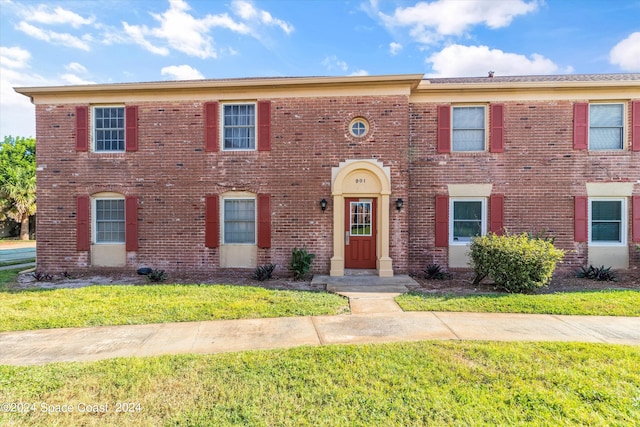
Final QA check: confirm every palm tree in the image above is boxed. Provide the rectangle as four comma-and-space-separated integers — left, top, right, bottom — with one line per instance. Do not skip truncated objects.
0, 166, 36, 240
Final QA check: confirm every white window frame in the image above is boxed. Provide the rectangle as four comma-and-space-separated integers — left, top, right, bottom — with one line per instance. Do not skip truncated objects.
588, 102, 625, 151
93, 196, 126, 245
451, 105, 487, 152
221, 102, 257, 151
93, 105, 126, 153
222, 196, 257, 245
588, 197, 627, 246
449, 198, 487, 245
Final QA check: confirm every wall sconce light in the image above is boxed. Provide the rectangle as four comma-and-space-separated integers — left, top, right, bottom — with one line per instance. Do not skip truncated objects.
396, 198, 404, 211
320, 198, 328, 212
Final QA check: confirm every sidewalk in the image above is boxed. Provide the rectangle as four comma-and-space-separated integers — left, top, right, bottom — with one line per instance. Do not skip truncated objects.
1, 275, 639, 366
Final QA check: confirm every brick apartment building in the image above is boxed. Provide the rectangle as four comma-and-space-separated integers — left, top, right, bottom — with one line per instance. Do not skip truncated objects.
15, 73, 640, 277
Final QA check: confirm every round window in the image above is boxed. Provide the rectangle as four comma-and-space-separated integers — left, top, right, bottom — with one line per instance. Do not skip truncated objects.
349, 118, 369, 137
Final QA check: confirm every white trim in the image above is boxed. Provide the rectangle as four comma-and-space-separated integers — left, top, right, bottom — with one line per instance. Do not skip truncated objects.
221, 195, 257, 245
449, 197, 487, 245
92, 105, 126, 153
92, 195, 125, 245
588, 197, 627, 246
588, 102, 626, 151
220, 101, 257, 151
451, 105, 487, 152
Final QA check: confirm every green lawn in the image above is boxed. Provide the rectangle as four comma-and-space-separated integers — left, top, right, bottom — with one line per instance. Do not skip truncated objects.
396, 290, 640, 317
1, 341, 638, 426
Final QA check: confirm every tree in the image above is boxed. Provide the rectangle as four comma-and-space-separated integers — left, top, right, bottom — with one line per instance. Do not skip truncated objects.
0, 136, 36, 240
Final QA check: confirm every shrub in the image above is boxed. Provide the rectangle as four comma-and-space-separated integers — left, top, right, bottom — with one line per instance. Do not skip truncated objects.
253, 263, 277, 281
32, 271, 53, 282
289, 247, 315, 281
422, 264, 451, 280
146, 269, 167, 283
576, 265, 618, 282
469, 232, 565, 293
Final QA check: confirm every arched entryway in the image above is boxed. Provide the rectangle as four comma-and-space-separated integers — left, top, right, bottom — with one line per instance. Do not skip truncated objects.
330, 159, 393, 277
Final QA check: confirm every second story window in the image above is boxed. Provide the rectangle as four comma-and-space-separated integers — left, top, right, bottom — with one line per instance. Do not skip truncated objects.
94, 107, 125, 152
223, 103, 256, 150
452, 106, 485, 151
589, 103, 623, 150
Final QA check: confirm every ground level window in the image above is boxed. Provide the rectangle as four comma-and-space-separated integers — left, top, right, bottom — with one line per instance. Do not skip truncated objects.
590, 199, 625, 243
95, 199, 125, 243
224, 199, 256, 244
450, 198, 486, 243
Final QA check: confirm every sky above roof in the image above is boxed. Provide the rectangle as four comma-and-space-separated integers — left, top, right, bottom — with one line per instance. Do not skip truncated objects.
1, 0, 639, 139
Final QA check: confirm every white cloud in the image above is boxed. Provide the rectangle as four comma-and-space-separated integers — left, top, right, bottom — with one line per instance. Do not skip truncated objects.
59, 74, 95, 85
122, 22, 170, 56
377, 0, 538, 44
0, 45, 31, 69
16, 21, 92, 51
427, 44, 569, 77
65, 62, 88, 74
161, 64, 204, 80
20, 4, 95, 28
389, 42, 402, 55
231, 1, 294, 34
349, 70, 369, 76
322, 55, 349, 72
609, 32, 640, 72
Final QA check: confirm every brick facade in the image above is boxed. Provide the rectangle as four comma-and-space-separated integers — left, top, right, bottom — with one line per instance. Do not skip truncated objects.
19, 74, 640, 275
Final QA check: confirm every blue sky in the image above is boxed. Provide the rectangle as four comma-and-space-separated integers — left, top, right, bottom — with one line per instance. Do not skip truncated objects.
1, 0, 639, 139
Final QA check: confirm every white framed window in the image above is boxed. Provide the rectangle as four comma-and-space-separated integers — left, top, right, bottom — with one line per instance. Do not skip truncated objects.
349, 117, 369, 137
223, 198, 256, 244
94, 198, 125, 244
589, 198, 626, 245
452, 106, 486, 151
94, 106, 125, 152
450, 198, 487, 244
222, 103, 256, 150
589, 103, 624, 150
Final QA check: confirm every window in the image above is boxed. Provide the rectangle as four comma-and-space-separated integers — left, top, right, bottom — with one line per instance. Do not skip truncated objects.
452, 106, 485, 151
223, 198, 256, 244
349, 118, 369, 137
450, 198, 486, 243
590, 198, 626, 244
94, 107, 125, 151
350, 201, 372, 236
589, 104, 624, 150
95, 199, 125, 243
223, 103, 256, 150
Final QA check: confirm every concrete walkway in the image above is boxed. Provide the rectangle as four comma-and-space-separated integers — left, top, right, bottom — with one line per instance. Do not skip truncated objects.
2, 274, 640, 366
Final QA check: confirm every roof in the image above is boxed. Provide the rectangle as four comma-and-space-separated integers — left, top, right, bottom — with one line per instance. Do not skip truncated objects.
425, 73, 640, 84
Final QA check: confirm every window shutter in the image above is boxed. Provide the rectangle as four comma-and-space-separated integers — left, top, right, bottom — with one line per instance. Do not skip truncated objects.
632, 101, 640, 152
205, 195, 219, 248
490, 104, 504, 153
435, 195, 449, 247
258, 100, 271, 151
633, 196, 640, 242
125, 196, 138, 251
125, 106, 138, 152
574, 196, 588, 242
573, 103, 588, 150
75, 106, 88, 151
489, 194, 505, 235
257, 194, 271, 248
437, 105, 451, 154
76, 195, 90, 251
204, 102, 219, 152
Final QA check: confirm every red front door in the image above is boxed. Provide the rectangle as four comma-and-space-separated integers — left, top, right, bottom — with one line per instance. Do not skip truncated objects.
345, 198, 376, 269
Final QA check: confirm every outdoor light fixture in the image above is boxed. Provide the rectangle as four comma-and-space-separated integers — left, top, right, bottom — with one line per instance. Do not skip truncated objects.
396, 198, 404, 211
320, 198, 328, 212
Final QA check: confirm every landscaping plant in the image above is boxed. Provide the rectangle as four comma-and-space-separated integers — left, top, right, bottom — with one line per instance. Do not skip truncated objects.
253, 263, 277, 281
576, 265, 618, 282
469, 232, 565, 293
289, 247, 315, 280
422, 263, 451, 280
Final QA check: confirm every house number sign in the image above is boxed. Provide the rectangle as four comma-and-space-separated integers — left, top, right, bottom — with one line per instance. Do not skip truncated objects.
355, 178, 366, 184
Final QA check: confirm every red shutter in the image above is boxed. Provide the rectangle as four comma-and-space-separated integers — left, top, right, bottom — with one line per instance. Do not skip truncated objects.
258, 100, 271, 151
632, 101, 640, 152
257, 194, 271, 248
75, 106, 88, 151
490, 104, 504, 153
204, 102, 219, 152
125, 196, 138, 251
437, 105, 451, 153
76, 195, 90, 251
435, 195, 449, 247
632, 196, 640, 242
125, 106, 138, 152
489, 194, 505, 235
573, 103, 588, 150
574, 196, 588, 242
205, 195, 219, 248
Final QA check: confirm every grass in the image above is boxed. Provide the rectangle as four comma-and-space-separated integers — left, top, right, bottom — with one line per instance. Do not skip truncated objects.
1, 341, 639, 426
0, 258, 35, 267
396, 290, 640, 317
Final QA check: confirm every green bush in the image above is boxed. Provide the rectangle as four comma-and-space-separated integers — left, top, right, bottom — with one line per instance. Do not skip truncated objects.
469, 232, 565, 293
289, 247, 315, 281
